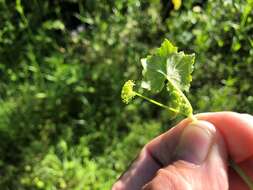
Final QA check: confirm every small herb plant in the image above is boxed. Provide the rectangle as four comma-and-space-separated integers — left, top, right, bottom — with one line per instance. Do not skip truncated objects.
121, 39, 253, 189
122, 39, 196, 121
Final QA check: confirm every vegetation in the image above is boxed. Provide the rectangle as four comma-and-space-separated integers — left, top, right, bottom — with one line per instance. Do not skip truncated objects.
0, 0, 252, 189
122, 39, 195, 118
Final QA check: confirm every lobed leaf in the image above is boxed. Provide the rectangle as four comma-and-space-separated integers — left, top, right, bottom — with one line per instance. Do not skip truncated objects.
141, 39, 195, 93
141, 39, 195, 116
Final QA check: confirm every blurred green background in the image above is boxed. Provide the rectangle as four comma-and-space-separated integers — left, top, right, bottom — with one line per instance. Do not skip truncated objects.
0, 0, 253, 189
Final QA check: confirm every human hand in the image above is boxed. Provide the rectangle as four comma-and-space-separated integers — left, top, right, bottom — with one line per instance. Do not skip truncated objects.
112, 112, 253, 190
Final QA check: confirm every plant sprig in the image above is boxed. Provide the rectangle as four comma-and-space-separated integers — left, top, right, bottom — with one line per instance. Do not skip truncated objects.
121, 39, 253, 189
122, 39, 196, 120
121, 80, 179, 115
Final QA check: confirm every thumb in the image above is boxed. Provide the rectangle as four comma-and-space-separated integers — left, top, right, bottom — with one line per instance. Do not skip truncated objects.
142, 121, 229, 190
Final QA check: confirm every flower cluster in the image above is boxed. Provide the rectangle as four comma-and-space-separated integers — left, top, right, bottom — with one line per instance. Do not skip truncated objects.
121, 80, 136, 104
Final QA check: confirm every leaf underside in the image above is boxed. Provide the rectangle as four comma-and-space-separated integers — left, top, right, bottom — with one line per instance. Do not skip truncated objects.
141, 39, 195, 116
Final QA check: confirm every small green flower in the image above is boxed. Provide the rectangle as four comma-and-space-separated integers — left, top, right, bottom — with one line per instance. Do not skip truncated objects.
121, 80, 136, 104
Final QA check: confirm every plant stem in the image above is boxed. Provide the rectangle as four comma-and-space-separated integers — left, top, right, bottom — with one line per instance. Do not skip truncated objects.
167, 78, 193, 115
230, 159, 253, 190
189, 114, 198, 122
135, 92, 180, 115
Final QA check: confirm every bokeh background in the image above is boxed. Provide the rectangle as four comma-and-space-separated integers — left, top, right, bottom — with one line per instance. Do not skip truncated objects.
0, 0, 253, 189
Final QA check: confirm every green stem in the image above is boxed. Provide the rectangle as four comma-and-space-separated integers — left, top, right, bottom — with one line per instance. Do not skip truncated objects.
135, 92, 179, 115
230, 159, 253, 190
189, 114, 198, 122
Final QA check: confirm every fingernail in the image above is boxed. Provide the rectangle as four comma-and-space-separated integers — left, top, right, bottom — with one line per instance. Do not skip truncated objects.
174, 121, 216, 164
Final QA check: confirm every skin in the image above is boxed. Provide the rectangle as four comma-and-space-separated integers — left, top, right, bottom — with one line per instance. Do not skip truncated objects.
112, 112, 253, 190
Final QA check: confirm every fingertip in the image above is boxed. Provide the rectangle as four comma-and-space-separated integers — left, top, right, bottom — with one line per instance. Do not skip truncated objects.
112, 181, 125, 190
174, 120, 217, 164
196, 112, 253, 162
189, 120, 216, 133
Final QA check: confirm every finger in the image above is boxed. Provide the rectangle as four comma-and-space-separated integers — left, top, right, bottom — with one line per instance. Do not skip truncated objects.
196, 112, 253, 162
113, 120, 223, 190
112, 149, 161, 190
113, 112, 253, 189
196, 112, 253, 189
112, 119, 188, 190
143, 121, 228, 190
149, 112, 253, 165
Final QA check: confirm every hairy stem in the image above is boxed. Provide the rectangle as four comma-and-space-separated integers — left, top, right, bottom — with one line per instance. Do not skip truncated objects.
135, 92, 180, 115
189, 114, 198, 122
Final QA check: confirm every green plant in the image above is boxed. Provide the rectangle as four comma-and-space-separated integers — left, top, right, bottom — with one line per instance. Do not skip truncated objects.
1, 0, 253, 189
122, 39, 196, 120
121, 39, 253, 189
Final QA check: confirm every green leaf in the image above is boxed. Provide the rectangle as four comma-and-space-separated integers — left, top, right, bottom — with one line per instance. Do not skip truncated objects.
166, 52, 195, 92
141, 56, 166, 92
157, 39, 178, 57
141, 39, 195, 93
42, 20, 65, 31
121, 39, 195, 117
15, 0, 24, 15
141, 39, 195, 116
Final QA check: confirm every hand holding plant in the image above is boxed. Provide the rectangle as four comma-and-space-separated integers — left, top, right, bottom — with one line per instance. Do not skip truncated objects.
114, 40, 253, 190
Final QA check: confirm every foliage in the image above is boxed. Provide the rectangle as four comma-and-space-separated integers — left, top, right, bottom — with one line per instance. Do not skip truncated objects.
165, 0, 253, 113
0, 0, 252, 189
141, 39, 195, 116
122, 39, 196, 117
